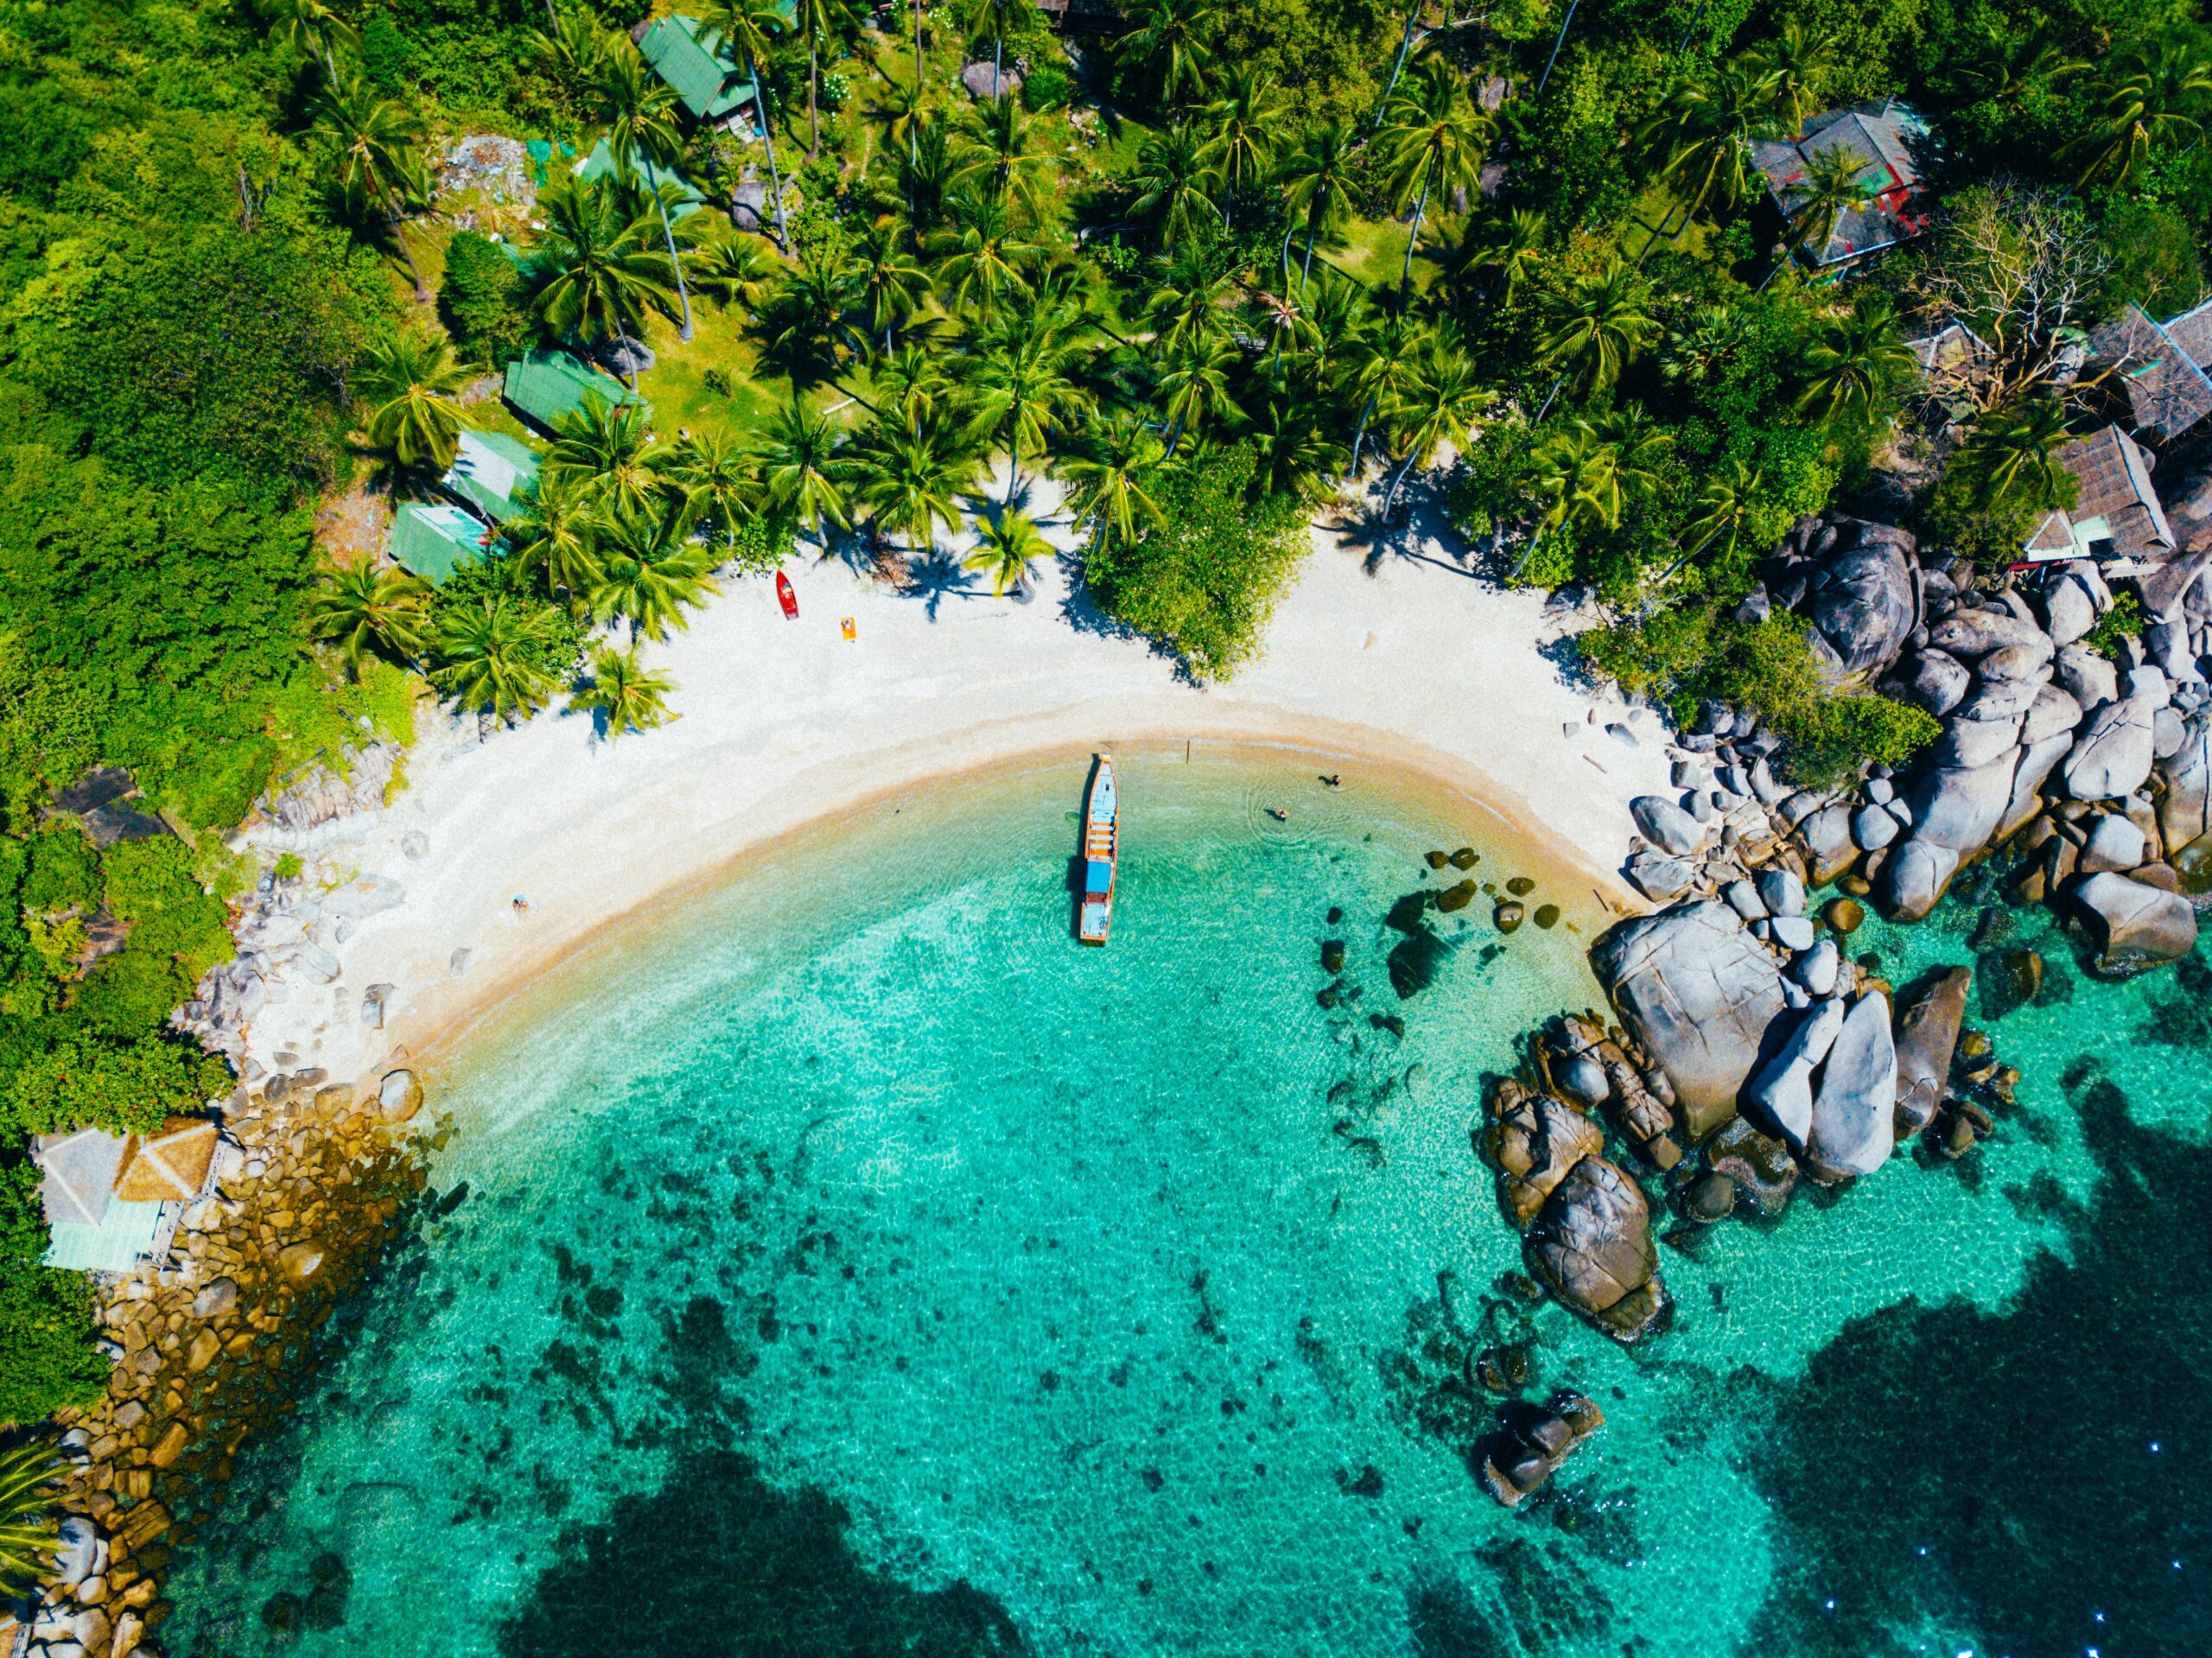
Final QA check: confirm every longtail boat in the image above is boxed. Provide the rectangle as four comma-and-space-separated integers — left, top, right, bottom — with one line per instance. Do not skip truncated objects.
1078, 755, 1117, 946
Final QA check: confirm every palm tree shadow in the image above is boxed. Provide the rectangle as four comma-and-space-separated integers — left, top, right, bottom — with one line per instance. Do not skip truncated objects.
901, 549, 983, 619
1052, 549, 1138, 644
810, 523, 879, 577
1332, 479, 1487, 581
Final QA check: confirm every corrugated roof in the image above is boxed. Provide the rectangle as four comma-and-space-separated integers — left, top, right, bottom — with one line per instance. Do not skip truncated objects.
390, 501, 498, 586
2088, 303, 2212, 441
45, 1200, 167, 1274
502, 349, 639, 432
1754, 102, 1932, 268
443, 429, 542, 522
573, 136, 707, 219
639, 15, 756, 121
2024, 425, 2176, 562
35, 1128, 127, 1229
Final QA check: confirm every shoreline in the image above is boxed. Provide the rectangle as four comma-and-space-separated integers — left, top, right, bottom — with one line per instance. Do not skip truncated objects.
219, 516, 1675, 1100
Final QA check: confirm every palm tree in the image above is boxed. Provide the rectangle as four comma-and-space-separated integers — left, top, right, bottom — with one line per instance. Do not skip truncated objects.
1117, 0, 1218, 107
962, 0, 1038, 103
851, 222, 931, 351
1202, 66, 1283, 228
1251, 286, 1312, 383
532, 10, 613, 109
1585, 403, 1672, 509
1379, 341, 1491, 515
547, 398, 664, 518
2063, 36, 2212, 187
753, 394, 853, 537
1278, 121, 1357, 287
507, 474, 607, 602
1248, 395, 1344, 503
1058, 415, 1167, 549
1530, 421, 1623, 537
590, 505, 722, 638
1796, 289, 1911, 425
1541, 257, 1659, 392
572, 642, 678, 738
847, 406, 983, 556
1963, 20, 2084, 108
357, 329, 475, 472
430, 595, 565, 726
1129, 121, 1219, 249
598, 46, 698, 341
956, 98, 1055, 222
312, 75, 432, 298
0, 1444, 64, 1599
1637, 58, 1774, 242
1662, 454, 1766, 578
1771, 143, 1878, 276
1465, 207, 1545, 306
712, 0, 793, 247
927, 193, 1041, 320
1742, 21, 1834, 138
306, 560, 431, 673
1956, 398, 2073, 508
664, 428, 760, 554
974, 321, 1092, 506
1156, 332, 1239, 454
753, 252, 868, 376
797, 0, 858, 155
258, 0, 359, 79
1344, 311, 1429, 478
689, 224, 777, 309
1142, 242, 1234, 351
533, 177, 681, 383
872, 343, 957, 426
1378, 57, 1492, 291
965, 507, 1054, 595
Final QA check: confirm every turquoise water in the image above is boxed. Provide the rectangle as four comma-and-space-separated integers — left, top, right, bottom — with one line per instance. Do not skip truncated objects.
164, 751, 2212, 1658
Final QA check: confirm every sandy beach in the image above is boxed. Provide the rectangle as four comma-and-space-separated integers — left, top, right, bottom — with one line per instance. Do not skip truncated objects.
237, 493, 1673, 1091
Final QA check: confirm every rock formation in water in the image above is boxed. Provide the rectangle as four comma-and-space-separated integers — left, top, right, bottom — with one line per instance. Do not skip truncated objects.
1478, 1391, 1605, 1507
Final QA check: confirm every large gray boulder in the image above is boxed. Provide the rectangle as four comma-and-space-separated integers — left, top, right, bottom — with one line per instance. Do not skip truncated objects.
1996, 732, 2075, 842
2062, 695, 2157, 800
2020, 683, 2085, 746
1909, 754, 2018, 851
1745, 995, 1846, 1150
1591, 901, 1786, 1139
1630, 794, 1703, 857
1894, 649, 1972, 715
1524, 1154, 1666, 1342
1805, 990, 1897, 1178
2071, 872, 2200, 975
1932, 712, 2024, 770
1875, 835, 1963, 922
2158, 703, 2212, 858
1893, 968, 1971, 1138
1929, 607, 2049, 663
2054, 643, 2120, 710
1799, 804, 1859, 884
2038, 575, 2098, 648
1803, 525, 1921, 679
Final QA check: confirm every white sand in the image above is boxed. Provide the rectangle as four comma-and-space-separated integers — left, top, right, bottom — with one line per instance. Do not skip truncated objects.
243, 486, 1674, 1090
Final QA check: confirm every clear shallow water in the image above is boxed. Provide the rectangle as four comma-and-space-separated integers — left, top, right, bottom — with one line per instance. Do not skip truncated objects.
165, 753, 2212, 1658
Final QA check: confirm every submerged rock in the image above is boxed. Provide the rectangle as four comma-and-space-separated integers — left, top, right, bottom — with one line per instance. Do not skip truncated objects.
1482, 1080, 1605, 1229
2071, 872, 2199, 975
1893, 967, 1970, 1139
1387, 929, 1452, 999
1704, 1115, 1799, 1217
1524, 1154, 1667, 1341
1479, 1391, 1606, 1508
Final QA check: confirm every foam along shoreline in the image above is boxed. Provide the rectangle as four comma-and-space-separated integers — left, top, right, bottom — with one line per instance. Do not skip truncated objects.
216, 486, 1675, 1096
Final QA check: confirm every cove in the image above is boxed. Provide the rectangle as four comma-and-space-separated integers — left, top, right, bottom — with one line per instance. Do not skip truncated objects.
159, 750, 2212, 1658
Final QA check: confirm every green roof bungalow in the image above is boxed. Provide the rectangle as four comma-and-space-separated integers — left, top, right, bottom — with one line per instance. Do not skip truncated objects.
502, 349, 645, 433
639, 15, 766, 128
391, 501, 499, 586
442, 429, 543, 523
575, 135, 707, 219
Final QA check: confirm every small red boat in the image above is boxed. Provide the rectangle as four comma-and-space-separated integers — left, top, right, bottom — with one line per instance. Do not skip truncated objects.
776, 570, 799, 619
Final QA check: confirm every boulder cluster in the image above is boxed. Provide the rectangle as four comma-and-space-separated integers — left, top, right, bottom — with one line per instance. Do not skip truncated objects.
1478, 1391, 1606, 1508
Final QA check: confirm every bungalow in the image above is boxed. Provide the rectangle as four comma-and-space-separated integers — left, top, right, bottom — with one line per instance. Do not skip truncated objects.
502, 348, 643, 434
390, 500, 500, 586
442, 429, 543, 524
2088, 298, 2212, 443
574, 136, 708, 219
38, 1119, 220, 1274
636, 13, 786, 130
1751, 102, 1933, 270
2023, 424, 2175, 567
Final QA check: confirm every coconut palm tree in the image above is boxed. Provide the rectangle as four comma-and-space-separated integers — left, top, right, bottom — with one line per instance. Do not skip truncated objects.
847, 406, 983, 557
532, 9, 614, 109
1637, 57, 1775, 241
753, 252, 869, 377
590, 505, 722, 638
688, 224, 778, 309
0, 1445, 64, 1599
1541, 257, 1660, 392
851, 223, 931, 351
1142, 243, 1234, 351
1344, 311, 1429, 478
1129, 120, 1219, 249
2063, 35, 2212, 187
1156, 332, 1239, 454
1251, 286, 1313, 384
961, 0, 1038, 104
1770, 143, 1878, 276
712, 0, 793, 247
430, 595, 565, 726
975, 318, 1093, 505
1585, 403, 1672, 510
1378, 56, 1492, 291
1955, 397, 2073, 508
956, 98, 1055, 222
1465, 206, 1545, 306
753, 394, 853, 536
663, 428, 760, 555
306, 560, 432, 673
927, 193, 1042, 320
356, 329, 475, 473
572, 642, 679, 738
1379, 340, 1490, 515
258, 0, 359, 79
1529, 420, 1623, 537
1278, 121, 1357, 289
533, 177, 681, 383
1058, 415, 1167, 549
1663, 454, 1766, 578
965, 507, 1054, 595
797, 0, 858, 155
1797, 289, 1911, 426
1117, 0, 1218, 107
872, 343, 958, 426
1248, 395, 1344, 503
597, 46, 699, 341
1202, 66, 1284, 228
1742, 20, 1834, 137
507, 473, 607, 602
312, 75, 432, 298
546, 399, 664, 518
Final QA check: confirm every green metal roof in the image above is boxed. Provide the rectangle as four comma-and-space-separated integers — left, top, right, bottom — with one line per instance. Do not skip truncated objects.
442, 429, 543, 523
390, 501, 497, 586
46, 1200, 168, 1273
639, 15, 757, 122
502, 349, 641, 432
574, 135, 707, 219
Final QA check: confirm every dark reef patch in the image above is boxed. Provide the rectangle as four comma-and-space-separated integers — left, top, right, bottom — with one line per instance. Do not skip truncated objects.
494, 1447, 1032, 1658
1743, 1063, 2212, 1657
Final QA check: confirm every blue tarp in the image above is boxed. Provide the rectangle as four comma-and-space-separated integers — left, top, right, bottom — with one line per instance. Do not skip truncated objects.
1085, 861, 1112, 894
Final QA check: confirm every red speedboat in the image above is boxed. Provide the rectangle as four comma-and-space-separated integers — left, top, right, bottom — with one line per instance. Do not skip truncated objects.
775, 570, 799, 619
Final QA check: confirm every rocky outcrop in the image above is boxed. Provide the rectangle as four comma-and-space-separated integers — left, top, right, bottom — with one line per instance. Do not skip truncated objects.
1893, 968, 1971, 1139
1803, 990, 1896, 1179
1744, 996, 1844, 1150
1482, 1081, 1603, 1229
1523, 1154, 1668, 1342
2071, 872, 2200, 975
1590, 902, 1785, 1139
1479, 1392, 1605, 1508
2062, 695, 2157, 800
1766, 515, 1922, 682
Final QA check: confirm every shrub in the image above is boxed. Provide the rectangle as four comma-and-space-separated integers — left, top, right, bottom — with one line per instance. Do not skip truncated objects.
1023, 63, 1071, 112
441, 232, 534, 369
2086, 590, 2145, 661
